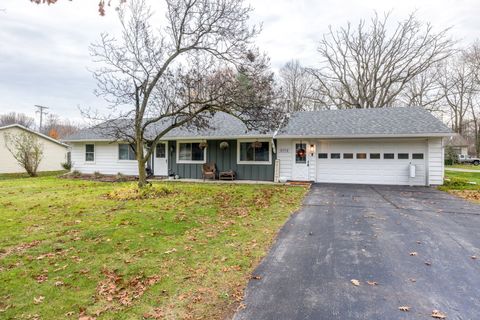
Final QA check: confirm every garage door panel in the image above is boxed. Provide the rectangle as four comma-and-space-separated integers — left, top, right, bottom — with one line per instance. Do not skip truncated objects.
316, 140, 427, 186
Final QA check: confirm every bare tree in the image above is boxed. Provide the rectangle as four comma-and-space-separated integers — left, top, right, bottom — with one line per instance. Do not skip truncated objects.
4, 131, 44, 177
465, 43, 480, 155
310, 12, 454, 109
0, 112, 35, 128
278, 60, 326, 111
400, 67, 445, 112
438, 52, 479, 135
42, 114, 81, 139
86, 0, 280, 187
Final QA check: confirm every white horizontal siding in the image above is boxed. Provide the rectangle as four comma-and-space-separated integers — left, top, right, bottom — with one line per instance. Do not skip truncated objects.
428, 137, 444, 185
277, 139, 293, 180
0, 127, 67, 173
71, 142, 139, 175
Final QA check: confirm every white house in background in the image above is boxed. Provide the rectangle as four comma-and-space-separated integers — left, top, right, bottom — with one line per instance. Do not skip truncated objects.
0, 124, 69, 174
64, 107, 453, 186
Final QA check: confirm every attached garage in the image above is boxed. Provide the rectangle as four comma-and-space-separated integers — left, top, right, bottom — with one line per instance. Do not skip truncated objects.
315, 139, 427, 185
275, 108, 452, 186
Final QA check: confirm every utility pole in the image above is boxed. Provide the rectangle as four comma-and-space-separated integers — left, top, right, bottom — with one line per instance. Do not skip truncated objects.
34, 105, 49, 132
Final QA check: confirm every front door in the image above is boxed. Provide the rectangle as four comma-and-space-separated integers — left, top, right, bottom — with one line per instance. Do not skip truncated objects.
154, 142, 168, 176
292, 141, 309, 181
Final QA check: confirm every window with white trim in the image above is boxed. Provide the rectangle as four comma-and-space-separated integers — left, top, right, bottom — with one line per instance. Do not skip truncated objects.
85, 144, 95, 162
118, 144, 136, 160
238, 141, 271, 164
177, 142, 205, 163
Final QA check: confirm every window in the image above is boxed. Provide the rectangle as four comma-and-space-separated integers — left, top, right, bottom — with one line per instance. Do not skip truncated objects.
384, 153, 394, 159
119, 144, 136, 160
85, 144, 95, 162
156, 143, 166, 158
178, 142, 205, 163
370, 153, 380, 159
398, 153, 409, 160
412, 153, 424, 159
356, 153, 367, 159
343, 153, 353, 159
331, 153, 341, 159
318, 153, 328, 159
295, 143, 307, 164
238, 141, 271, 164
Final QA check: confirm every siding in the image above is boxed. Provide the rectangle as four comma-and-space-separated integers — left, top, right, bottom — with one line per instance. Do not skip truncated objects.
277, 139, 293, 180
168, 140, 275, 181
0, 126, 67, 174
428, 137, 444, 185
71, 142, 138, 175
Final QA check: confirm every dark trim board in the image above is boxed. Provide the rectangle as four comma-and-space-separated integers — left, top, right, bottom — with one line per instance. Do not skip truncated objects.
167, 140, 276, 181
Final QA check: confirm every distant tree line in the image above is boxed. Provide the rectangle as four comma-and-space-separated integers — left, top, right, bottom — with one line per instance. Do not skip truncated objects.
0, 112, 80, 139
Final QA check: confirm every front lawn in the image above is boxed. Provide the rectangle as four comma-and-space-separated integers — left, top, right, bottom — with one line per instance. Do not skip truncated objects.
0, 170, 67, 181
0, 177, 307, 319
440, 171, 480, 203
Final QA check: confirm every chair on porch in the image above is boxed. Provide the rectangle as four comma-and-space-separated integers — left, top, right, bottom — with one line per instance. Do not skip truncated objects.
202, 162, 217, 180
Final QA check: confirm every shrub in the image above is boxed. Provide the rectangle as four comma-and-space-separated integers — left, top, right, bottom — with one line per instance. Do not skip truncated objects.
70, 170, 82, 178
61, 161, 72, 170
444, 159, 453, 166
105, 184, 175, 200
115, 172, 128, 182
93, 171, 103, 179
443, 176, 470, 187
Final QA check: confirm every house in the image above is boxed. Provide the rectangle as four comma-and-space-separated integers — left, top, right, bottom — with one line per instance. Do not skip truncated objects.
63, 107, 452, 186
445, 134, 469, 156
0, 124, 69, 174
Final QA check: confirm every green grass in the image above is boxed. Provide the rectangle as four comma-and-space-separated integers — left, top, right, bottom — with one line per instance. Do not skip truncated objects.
446, 164, 480, 170
0, 176, 307, 319
441, 170, 480, 190
0, 170, 67, 181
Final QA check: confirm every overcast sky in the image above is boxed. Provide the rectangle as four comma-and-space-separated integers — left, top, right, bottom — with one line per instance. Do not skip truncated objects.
0, 0, 479, 125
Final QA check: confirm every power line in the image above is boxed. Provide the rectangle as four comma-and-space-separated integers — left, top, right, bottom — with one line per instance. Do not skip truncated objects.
35, 105, 49, 131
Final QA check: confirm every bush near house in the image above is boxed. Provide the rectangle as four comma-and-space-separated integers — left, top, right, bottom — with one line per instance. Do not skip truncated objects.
0, 176, 307, 319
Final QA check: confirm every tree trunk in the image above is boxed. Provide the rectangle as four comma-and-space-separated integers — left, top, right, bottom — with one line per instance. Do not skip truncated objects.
136, 140, 147, 188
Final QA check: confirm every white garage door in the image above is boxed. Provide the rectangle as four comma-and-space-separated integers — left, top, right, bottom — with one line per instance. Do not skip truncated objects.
316, 140, 427, 186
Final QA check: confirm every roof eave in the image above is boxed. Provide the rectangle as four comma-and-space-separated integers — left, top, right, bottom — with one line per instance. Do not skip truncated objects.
275, 132, 454, 139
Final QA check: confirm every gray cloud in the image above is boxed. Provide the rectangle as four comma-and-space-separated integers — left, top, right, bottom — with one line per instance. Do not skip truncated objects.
0, 0, 478, 124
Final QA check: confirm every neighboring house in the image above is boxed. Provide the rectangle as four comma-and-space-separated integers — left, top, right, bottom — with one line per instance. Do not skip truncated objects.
0, 124, 69, 174
63, 107, 452, 186
445, 134, 469, 155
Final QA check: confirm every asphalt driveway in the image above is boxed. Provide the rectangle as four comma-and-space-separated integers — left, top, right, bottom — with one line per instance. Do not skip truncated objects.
234, 184, 480, 320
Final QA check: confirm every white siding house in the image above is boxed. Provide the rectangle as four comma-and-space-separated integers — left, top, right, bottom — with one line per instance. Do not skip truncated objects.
0, 124, 68, 174
64, 108, 452, 186
70, 142, 139, 175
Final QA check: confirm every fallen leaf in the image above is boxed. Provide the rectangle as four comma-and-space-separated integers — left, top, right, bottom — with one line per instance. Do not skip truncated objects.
33, 296, 45, 304
164, 248, 177, 254
409, 252, 418, 256
251, 275, 261, 280
366, 281, 378, 286
399, 306, 410, 312
409, 278, 417, 283
425, 261, 432, 266
350, 279, 360, 286
431, 309, 447, 319
416, 241, 422, 244
471, 255, 478, 260
54, 281, 64, 287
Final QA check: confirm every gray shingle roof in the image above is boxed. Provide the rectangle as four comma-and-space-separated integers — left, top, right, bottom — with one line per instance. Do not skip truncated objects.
64, 107, 452, 142
64, 112, 272, 141
276, 107, 451, 137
